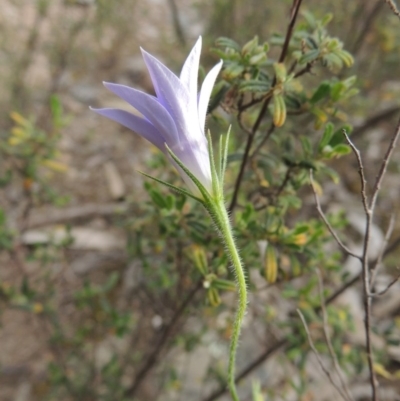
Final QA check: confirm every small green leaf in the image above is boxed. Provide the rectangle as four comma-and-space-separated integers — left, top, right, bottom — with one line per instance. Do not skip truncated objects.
310, 82, 331, 104
319, 122, 334, 150
239, 79, 271, 93
148, 188, 167, 209
212, 278, 236, 292
332, 144, 351, 156
215, 37, 241, 51
298, 49, 320, 65
249, 52, 267, 65
242, 36, 259, 54
273, 63, 287, 83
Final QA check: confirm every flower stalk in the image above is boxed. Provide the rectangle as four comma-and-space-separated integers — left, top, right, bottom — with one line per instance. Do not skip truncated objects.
206, 197, 247, 401
168, 129, 247, 401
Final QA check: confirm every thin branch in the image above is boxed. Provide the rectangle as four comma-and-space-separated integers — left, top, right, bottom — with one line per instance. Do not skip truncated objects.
370, 118, 400, 212
125, 279, 203, 397
371, 273, 400, 297
297, 309, 351, 401
351, 106, 400, 140
370, 214, 395, 286
342, 130, 369, 215
343, 133, 377, 400
310, 171, 362, 260
279, 0, 304, 63
228, 0, 304, 213
316, 270, 354, 401
250, 123, 276, 160
383, 0, 400, 18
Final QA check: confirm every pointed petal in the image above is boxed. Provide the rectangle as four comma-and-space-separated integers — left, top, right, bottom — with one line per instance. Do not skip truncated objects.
180, 36, 202, 98
91, 107, 164, 150
198, 60, 223, 130
103, 82, 178, 144
140, 48, 190, 139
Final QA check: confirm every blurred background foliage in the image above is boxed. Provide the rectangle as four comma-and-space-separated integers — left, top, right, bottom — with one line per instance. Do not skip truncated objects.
1, 1, 400, 401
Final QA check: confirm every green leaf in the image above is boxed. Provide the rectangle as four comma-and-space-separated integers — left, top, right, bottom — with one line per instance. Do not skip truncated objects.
148, 188, 167, 209
330, 125, 353, 146
319, 122, 334, 150
238, 79, 270, 93
310, 82, 331, 104
331, 144, 351, 156
212, 278, 236, 292
298, 49, 320, 65
242, 36, 259, 54
323, 52, 344, 70
249, 52, 267, 65
320, 13, 333, 26
215, 37, 241, 51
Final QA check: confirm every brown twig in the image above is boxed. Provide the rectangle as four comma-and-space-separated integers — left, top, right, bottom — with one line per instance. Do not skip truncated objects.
342, 130, 377, 400
370, 215, 395, 286
383, 0, 400, 18
228, 0, 304, 214
341, 118, 400, 400
372, 273, 400, 297
310, 171, 362, 260
124, 279, 203, 397
316, 270, 354, 401
351, 106, 400, 140
370, 118, 400, 212
297, 309, 352, 401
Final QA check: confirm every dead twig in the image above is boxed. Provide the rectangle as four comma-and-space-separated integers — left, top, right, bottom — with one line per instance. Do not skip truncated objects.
371, 273, 400, 297
229, 0, 304, 213
124, 279, 203, 397
341, 119, 400, 400
370, 215, 395, 286
383, 0, 400, 18
310, 170, 362, 260
342, 130, 377, 400
297, 309, 352, 401
316, 270, 355, 401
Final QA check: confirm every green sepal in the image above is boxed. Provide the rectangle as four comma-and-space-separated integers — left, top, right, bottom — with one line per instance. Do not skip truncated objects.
165, 143, 213, 204
207, 130, 221, 198
137, 170, 203, 203
220, 126, 231, 189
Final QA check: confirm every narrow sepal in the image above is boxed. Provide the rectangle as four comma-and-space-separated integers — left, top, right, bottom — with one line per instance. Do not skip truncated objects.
218, 133, 224, 181
165, 143, 213, 203
137, 170, 203, 203
207, 130, 220, 198
220, 126, 231, 189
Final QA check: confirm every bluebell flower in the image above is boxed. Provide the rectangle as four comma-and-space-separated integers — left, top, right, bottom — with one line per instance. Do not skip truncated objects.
92, 37, 222, 197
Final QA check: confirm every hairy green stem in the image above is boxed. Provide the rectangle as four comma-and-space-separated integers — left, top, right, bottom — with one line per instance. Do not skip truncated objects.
207, 198, 247, 401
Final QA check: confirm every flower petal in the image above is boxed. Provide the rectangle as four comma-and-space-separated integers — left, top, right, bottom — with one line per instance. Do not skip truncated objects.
103, 82, 179, 144
90, 107, 164, 149
140, 48, 190, 141
180, 36, 202, 98
198, 60, 223, 131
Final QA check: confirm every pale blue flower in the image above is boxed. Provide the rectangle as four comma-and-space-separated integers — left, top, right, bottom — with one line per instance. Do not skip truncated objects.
92, 37, 222, 196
